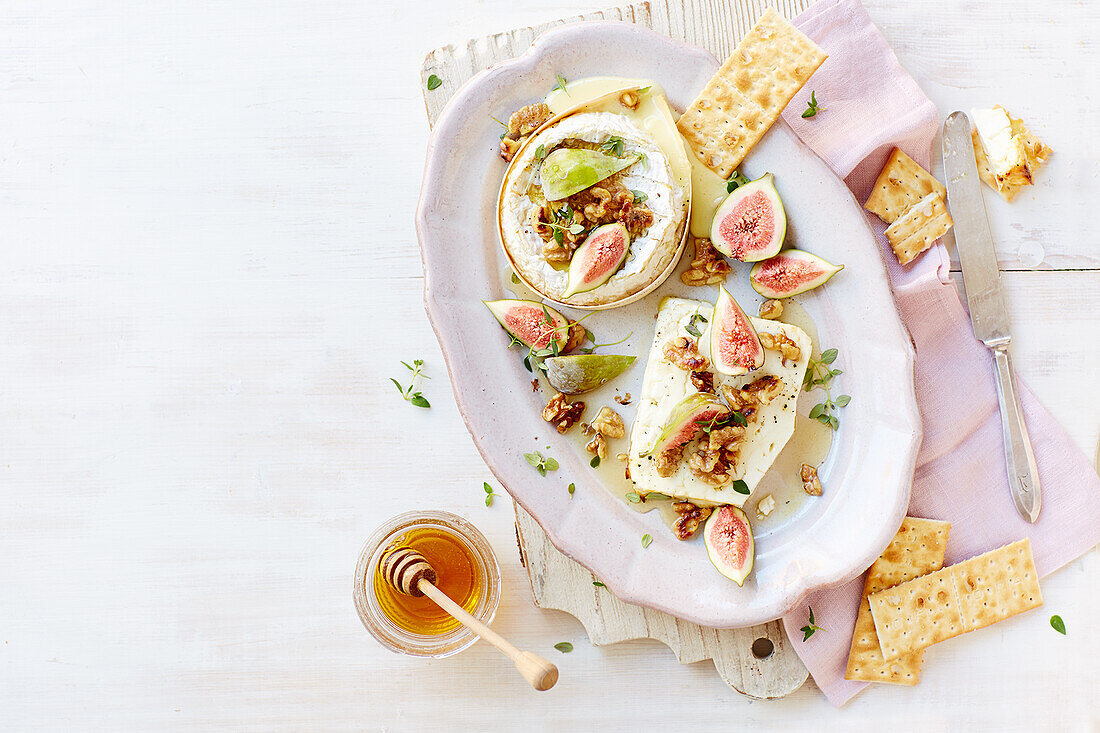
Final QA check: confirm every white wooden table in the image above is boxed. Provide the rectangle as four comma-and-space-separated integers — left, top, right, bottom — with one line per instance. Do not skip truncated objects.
1, 1, 1097, 729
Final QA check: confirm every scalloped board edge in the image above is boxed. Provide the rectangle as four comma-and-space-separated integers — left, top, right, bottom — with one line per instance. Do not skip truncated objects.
419, 0, 812, 700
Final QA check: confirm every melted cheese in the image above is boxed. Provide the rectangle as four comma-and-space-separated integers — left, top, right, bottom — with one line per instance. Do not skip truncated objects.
627, 297, 811, 506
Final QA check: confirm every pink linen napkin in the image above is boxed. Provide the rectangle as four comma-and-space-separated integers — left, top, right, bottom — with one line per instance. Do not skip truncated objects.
774, 0, 1100, 706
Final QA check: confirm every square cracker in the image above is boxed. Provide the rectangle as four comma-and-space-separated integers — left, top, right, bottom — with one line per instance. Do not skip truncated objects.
863, 148, 947, 224
844, 517, 950, 686
676, 8, 827, 179
868, 538, 1042, 661
884, 191, 953, 266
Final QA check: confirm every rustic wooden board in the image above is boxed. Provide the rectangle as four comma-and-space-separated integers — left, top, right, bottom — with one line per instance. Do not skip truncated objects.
419, 0, 812, 700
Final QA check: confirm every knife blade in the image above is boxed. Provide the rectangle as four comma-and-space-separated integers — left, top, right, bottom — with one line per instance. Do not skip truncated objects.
942, 111, 1041, 522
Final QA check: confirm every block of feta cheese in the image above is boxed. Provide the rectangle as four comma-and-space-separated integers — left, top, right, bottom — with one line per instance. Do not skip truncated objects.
627, 296, 811, 507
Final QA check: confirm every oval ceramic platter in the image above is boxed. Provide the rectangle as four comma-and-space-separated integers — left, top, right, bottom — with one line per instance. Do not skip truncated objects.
416, 22, 921, 627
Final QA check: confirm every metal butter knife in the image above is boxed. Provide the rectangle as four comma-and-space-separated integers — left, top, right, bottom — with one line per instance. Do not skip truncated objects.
942, 111, 1041, 522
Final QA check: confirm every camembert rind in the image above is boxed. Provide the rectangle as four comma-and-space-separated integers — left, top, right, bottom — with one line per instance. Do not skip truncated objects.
628, 297, 812, 507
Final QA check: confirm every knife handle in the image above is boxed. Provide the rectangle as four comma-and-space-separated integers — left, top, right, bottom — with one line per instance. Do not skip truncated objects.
992, 346, 1041, 522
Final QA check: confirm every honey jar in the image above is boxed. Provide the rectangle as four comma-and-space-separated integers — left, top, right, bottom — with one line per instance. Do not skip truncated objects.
354, 511, 501, 658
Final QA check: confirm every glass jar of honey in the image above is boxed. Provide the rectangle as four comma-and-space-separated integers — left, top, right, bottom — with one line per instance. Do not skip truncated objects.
354, 510, 501, 658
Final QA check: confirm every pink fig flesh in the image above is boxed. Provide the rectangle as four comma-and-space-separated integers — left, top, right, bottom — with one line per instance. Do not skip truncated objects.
710, 286, 764, 376
643, 392, 728, 457
561, 223, 629, 297
710, 173, 785, 262
484, 299, 570, 351
704, 505, 754, 585
749, 249, 844, 298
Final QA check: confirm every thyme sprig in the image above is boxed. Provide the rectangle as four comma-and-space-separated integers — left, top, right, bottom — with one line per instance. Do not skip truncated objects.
801, 91, 824, 118
390, 360, 430, 408
803, 348, 850, 430
800, 606, 826, 640
524, 451, 559, 476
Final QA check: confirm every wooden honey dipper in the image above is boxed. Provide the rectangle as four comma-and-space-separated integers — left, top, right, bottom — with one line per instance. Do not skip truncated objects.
380, 546, 558, 691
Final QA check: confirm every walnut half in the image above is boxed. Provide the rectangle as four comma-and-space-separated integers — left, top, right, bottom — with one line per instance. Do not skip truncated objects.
680, 237, 732, 287
672, 501, 712, 540
581, 406, 625, 460
801, 463, 823, 496
759, 331, 802, 363
664, 336, 709, 371
543, 392, 584, 434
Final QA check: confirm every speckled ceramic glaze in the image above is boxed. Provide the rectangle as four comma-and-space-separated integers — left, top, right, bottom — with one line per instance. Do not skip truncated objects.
415, 22, 921, 627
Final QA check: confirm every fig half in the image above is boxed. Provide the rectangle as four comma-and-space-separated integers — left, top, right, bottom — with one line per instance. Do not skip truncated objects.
704, 505, 755, 586
484, 299, 571, 352
710, 286, 764, 377
540, 148, 639, 202
749, 249, 844, 298
561, 223, 630, 297
710, 173, 786, 262
642, 392, 728, 458
543, 354, 636, 395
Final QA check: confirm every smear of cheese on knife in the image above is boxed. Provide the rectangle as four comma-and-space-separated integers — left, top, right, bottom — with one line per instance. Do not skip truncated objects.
627, 297, 812, 506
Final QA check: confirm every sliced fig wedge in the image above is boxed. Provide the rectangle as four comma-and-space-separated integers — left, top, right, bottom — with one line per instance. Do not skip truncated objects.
484, 299, 570, 351
543, 354, 636, 395
561, 223, 630, 297
704, 505, 754, 586
749, 249, 844, 298
710, 286, 764, 376
540, 148, 640, 202
642, 392, 728, 458
709, 173, 786, 262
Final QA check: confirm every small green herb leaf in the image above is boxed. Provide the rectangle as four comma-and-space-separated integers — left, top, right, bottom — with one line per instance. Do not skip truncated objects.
1050, 615, 1066, 634
426, 74, 442, 91
392, 360, 431, 409
800, 606, 826, 640
567, 482, 576, 496
820, 348, 838, 364
630, 189, 648, 203
801, 91, 822, 118
553, 74, 569, 96
625, 491, 643, 504
554, 641, 574, 653
600, 136, 626, 157
590, 456, 601, 468
641, 533, 653, 548
726, 171, 750, 193
684, 312, 708, 338
646, 492, 672, 501
592, 581, 606, 588
731, 480, 750, 495
535, 144, 546, 160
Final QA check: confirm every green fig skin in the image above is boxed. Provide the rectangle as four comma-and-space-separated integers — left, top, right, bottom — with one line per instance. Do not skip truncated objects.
710, 286, 764, 377
749, 249, 844, 298
561, 223, 630, 298
704, 505, 754, 586
543, 354, 636, 395
484, 299, 571, 351
710, 173, 786, 262
642, 392, 728, 457
540, 148, 640, 202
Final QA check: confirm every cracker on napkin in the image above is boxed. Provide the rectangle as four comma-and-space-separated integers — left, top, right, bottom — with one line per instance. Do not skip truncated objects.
844, 517, 950, 686
884, 191, 953, 266
868, 538, 1042, 661
676, 8, 827, 179
863, 147, 947, 224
